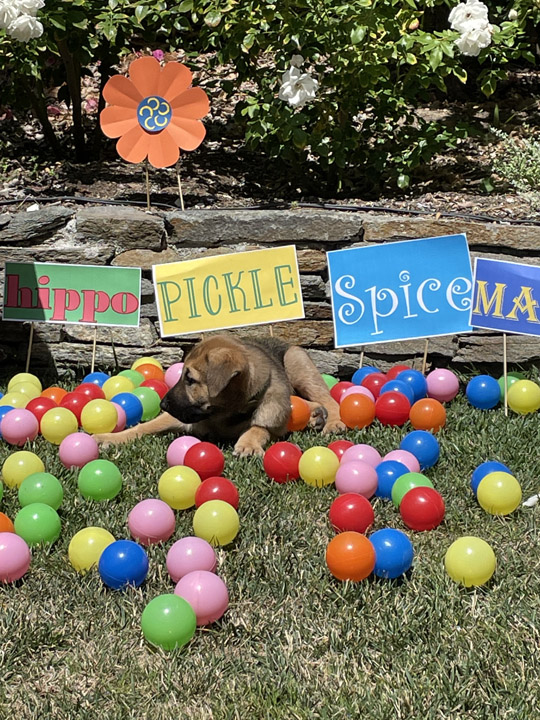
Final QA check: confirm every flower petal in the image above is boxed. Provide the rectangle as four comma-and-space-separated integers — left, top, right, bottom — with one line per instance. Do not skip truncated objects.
158, 62, 193, 102
103, 75, 142, 108
167, 116, 206, 151
147, 129, 180, 168
100, 105, 139, 138
116, 125, 151, 164
170, 88, 210, 120
129, 56, 162, 99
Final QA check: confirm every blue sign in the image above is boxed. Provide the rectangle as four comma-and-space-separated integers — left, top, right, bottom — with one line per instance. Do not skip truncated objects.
472, 257, 540, 336
327, 234, 473, 348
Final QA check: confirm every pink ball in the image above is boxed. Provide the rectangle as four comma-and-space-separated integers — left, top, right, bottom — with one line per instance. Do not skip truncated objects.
0, 531, 31, 582
340, 386, 375, 403
1, 408, 38, 446
383, 449, 421, 473
166, 536, 217, 582
335, 460, 378, 497
164, 362, 184, 390
426, 368, 460, 402
128, 498, 175, 545
341, 443, 382, 468
59, 432, 99, 469
111, 402, 126, 432
174, 570, 229, 626
166, 435, 201, 467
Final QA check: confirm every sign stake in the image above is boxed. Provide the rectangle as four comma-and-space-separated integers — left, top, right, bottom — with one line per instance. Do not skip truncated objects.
176, 160, 185, 212
359, 347, 364, 369
503, 332, 508, 417
90, 326, 98, 374
144, 160, 151, 211
25, 322, 34, 373
421, 338, 429, 375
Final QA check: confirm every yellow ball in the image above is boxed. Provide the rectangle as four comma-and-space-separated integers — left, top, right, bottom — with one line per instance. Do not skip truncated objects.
102, 375, 135, 401
445, 536, 496, 587
298, 446, 340, 487
8, 382, 41, 402
80, 399, 118, 434
477, 471, 522, 515
1, 451, 45, 488
0, 391, 28, 408
193, 499, 239, 546
40, 407, 79, 444
8, 373, 42, 393
507, 379, 540, 414
132, 356, 163, 371
68, 527, 115, 574
158, 466, 201, 510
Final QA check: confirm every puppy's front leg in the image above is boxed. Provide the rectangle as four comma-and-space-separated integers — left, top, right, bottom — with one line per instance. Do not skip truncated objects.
234, 426, 272, 457
94, 412, 190, 447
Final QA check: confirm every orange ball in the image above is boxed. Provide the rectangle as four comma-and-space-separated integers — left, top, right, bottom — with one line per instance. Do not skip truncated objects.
135, 363, 165, 383
41, 386, 68, 404
339, 393, 376, 429
325, 531, 376, 581
0, 512, 15, 533
287, 395, 311, 432
409, 398, 446, 432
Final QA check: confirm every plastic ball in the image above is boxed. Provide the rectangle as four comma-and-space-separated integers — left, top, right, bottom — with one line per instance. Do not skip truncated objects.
80, 399, 118, 434
360, 372, 387, 399
477, 471, 522, 515
399, 430, 440, 470
330, 381, 355, 403
78, 459, 123, 501
140, 378, 169, 399
325, 531, 376, 581
444, 536, 496, 587
263, 441, 302, 483
68, 527, 115, 574
18, 472, 63, 510
399, 486, 445, 531
426, 368, 460, 402
24, 396, 57, 428
133, 364, 164, 384
507, 379, 540, 414
339, 393, 376, 429
74, 383, 106, 401
166, 536, 217, 583
375, 460, 409, 499
287, 395, 311, 432
82, 371, 110, 387
369, 528, 414, 579
0, 513, 15, 533
340, 385, 375, 403
382, 449, 420, 473
386, 364, 411, 381
0, 405, 15, 437
128, 498, 175, 545
395, 369, 428, 402
102, 375, 135, 401
321, 373, 339, 389
59, 432, 99, 469
158, 465, 201, 510
351, 366, 379, 385
111, 403, 127, 433
409, 398, 446, 432
59, 391, 91, 424
466, 375, 500, 410
193, 499, 239, 546
141, 594, 196, 650
164, 362, 184, 389
379, 379, 415, 405
184, 442, 225, 481
0, 391, 27, 408
166, 435, 201, 467
117, 369, 145, 387
8, 372, 42, 393
0, 408, 38, 445
327, 439, 354, 461
195, 476, 239, 509
341, 444, 382, 469
14, 503, 61, 546
391, 472, 434, 508
329, 493, 375, 534
470, 460, 511, 495
111, 392, 143, 428
1, 451, 45, 488
375, 391, 411, 426
98, 539, 149, 589
40, 407, 79, 444
0, 532, 31, 583
335, 460, 378, 498
132, 356, 164, 372
175, 570, 229, 626
41, 386, 68, 404
298, 446, 339, 487
497, 372, 523, 400
8, 382, 41, 403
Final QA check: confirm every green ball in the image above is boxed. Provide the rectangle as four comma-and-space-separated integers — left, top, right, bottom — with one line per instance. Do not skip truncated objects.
131, 387, 161, 421
322, 373, 339, 389
78, 459, 122, 501
497, 373, 523, 400
118, 369, 145, 387
18, 472, 64, 510
391, 472, 434, 508
14, 503, 61, 545
141, 594, 196, 650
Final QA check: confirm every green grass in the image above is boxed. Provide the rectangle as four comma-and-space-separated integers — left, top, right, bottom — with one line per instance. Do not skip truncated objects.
1, 387, 540, 720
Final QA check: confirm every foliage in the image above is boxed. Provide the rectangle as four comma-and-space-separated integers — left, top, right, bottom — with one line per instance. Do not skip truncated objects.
0, 0, 536, 190
490, 126, 540, 206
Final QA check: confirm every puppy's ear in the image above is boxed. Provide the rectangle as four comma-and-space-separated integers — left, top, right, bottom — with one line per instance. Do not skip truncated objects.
206, 348, 245, 398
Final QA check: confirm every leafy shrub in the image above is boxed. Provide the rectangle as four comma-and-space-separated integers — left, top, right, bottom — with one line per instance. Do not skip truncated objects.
490, 126, 540, 205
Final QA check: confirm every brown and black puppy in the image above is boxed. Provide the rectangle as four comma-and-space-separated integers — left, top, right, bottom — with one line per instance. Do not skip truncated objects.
94, 334, 345, 456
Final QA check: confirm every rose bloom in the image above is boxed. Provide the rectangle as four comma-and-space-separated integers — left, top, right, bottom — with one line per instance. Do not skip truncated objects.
449, 0, 489, 33
455, 18, 493, 56
8, 14, 43, 41
278, 66, 318, 109
14, 0, 45, 16
0, 1, 19, 29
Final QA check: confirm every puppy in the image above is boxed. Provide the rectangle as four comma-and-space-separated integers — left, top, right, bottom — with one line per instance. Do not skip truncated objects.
94, 334, 345, 456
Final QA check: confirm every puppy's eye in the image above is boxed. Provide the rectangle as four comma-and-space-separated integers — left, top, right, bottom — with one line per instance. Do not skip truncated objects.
185, 373, 197, 386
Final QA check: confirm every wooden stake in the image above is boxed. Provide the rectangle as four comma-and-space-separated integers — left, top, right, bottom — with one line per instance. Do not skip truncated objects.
268, 325, 274, 337
25, 322, 34, 373
144, 160, 151, 211
176, 160, 185, 211
421, 338, 429, 375
109, 328, 119, 372
359, 348, 364, 369
503, 332, 508, 417
90, 326, 98, 374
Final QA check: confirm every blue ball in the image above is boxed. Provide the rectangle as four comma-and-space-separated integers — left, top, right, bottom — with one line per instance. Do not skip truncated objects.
375, 460, 409, 499
470, 460, 511, 495
466, 375, 500, 410
379, 380, 415, 405
111, 392, 144, 428
400, 430, 440, 470
395, 369, 427, 402
369, 528, 414, 579
82, 371, 110, 387
98, 540, 149, 590
0, 405, 15, 439
351, 366, 379, 385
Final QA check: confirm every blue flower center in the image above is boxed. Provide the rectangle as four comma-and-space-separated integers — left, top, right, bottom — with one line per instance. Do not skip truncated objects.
137, 95, 172, 133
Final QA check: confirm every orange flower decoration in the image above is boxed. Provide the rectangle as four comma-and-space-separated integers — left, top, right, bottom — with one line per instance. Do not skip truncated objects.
100, 56, 209, 168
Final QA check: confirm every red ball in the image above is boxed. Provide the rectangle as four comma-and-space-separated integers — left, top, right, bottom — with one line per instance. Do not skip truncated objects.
25, 396, 58, 428
195, 476, 239, 509
361, 372, 387, 399
386, 364, 412, 380
339, 393, 376, 429
375, 391, 411, 426
183, 441, 225, 481
287, 395, 311, 432
330, 381, 354, 403
328, 439, 354, 461
74, 382, 106, 401
329, 493, 375, 534
60, 391, 91, 424
399, 486, 445, 531
263, 441, 302, 483
140, 378, 169, 399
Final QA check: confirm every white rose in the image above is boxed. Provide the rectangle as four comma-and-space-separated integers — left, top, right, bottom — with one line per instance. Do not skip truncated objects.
8, 13, 43, 41
455, 19, 493, 56
278, 66, 318, 108
290, 54, 304, 68
449, 0, 489, 33
0, 1, 19, 29
16, 0, 45, 17
508, 9, 518, 21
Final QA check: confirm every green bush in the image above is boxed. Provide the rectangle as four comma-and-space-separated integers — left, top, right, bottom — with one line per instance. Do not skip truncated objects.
0, 0, 536, 191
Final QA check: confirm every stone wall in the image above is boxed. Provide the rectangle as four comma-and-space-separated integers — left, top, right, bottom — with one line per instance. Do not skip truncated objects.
1, 204, 540, 380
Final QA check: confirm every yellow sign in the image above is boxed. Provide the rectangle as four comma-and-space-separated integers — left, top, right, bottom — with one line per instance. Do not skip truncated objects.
153, 246, 304, 337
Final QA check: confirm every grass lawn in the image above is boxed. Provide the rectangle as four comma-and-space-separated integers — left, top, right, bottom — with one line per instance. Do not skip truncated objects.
1, 383, 540, 720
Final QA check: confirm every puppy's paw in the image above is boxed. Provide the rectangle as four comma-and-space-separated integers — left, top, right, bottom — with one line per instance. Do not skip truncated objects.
93, 433, 115, 448
233, 439, 265, 457
308, 405, 328, 431
322, 418, 347, 434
